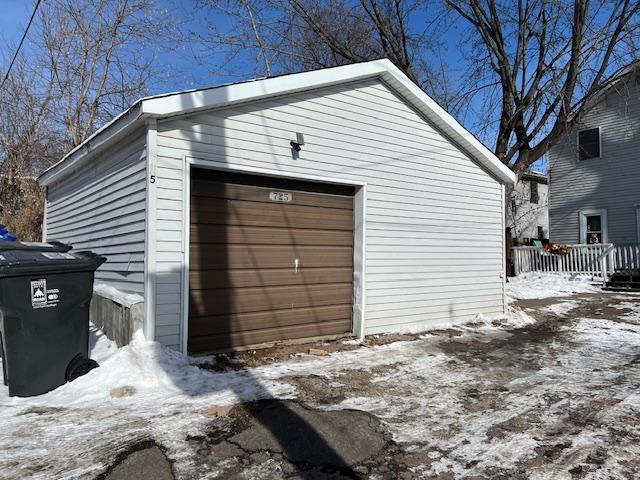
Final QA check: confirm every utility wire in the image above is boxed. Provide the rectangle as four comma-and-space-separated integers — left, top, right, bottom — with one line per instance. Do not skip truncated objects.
0, 0, 43, 91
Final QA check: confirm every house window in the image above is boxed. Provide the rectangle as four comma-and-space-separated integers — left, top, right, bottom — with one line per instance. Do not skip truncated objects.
530, 181, 539, 204
579, 209, 608, 244
578, 127, 601, 160
586, 216, 602, 243
537, 226, 544, 239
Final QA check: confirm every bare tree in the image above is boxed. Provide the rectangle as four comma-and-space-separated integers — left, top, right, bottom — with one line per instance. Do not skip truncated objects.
287, 0, 420, 81
198, 0, 640, 174
0, 0, 180, 239
446, 0, 640, 174
0, 56, 62, 240
33, 0, 164, 148
0, 62, 60, 177
194, 0, 459, 109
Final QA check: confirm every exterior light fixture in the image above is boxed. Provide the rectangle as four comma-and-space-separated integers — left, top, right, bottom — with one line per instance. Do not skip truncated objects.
290, 132, 305, 152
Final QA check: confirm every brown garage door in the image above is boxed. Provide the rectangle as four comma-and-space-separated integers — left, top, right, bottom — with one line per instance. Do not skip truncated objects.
188, 169, 355, 353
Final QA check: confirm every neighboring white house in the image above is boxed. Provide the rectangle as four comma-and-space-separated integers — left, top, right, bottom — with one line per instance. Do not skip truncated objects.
506, 171, 549, 242
549, 63, 640, 245
38, 59, 516, 354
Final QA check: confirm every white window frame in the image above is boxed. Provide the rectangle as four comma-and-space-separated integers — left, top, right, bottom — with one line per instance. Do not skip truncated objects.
579, 208, 608, 244
577, 126, 602, 161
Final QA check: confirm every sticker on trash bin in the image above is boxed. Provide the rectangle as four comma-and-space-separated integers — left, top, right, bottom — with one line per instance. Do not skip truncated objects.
30, 279, 59, 308
31, 280, 47, 307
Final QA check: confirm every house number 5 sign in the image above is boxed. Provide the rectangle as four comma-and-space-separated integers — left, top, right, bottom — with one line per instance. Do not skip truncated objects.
269, 191, 292, 203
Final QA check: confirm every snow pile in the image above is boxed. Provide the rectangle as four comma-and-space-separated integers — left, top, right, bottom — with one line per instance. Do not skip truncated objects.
27, 330, 297, 409
93, 283, 143, 308
0, 328, 299, 479
470, 307, 536, 330
544, 300, 580, 317
89, 323, 119, 363
506, 273, 600, 300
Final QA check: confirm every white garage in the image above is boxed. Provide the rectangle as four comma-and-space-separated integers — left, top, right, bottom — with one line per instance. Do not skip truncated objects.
38, 59, 516, 353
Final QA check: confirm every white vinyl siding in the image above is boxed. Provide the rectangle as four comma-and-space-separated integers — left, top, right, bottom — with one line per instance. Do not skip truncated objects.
549, 76, 640, 244
45, 128, 147, 294
154, 78, 505, 346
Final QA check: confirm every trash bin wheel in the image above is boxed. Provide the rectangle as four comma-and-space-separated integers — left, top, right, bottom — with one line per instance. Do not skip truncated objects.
65, 355, 99, 382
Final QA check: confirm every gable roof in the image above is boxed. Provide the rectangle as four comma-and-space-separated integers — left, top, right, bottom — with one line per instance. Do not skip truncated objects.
38, 59, 516, 186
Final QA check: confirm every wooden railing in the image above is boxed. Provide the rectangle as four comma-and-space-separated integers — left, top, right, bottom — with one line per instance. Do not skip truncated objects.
512, 244, 615, 279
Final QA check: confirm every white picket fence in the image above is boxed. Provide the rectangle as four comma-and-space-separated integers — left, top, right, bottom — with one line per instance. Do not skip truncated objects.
512, 243, 640, 280
512, 243, 640, 281
614, 243, 640, 271
513, 244, 612, 278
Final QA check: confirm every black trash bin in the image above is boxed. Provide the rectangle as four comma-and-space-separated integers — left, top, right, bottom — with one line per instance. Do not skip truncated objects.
0, 241, 106, 397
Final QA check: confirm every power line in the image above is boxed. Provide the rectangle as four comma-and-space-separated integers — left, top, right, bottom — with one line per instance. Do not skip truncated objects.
0, 0, 43, 91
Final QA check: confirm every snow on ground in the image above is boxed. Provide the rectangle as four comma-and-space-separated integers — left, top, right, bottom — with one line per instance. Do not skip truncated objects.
544, 300, 581, 317
2, 277, 640, 479
327, 304, 640, 478
618, 302, 640, 324
506, 273, 600, 300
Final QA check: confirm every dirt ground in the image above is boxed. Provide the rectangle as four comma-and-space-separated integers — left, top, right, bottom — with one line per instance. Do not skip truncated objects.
197, 333, 422, 371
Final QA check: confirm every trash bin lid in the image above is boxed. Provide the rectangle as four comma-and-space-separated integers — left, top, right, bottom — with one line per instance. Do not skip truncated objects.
0, 240, 72, 252
0, 249, 105, 277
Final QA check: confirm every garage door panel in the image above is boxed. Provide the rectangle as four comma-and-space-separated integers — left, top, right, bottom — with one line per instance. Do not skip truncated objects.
191, 198, 354, 218
190, 283, 353, 316
189, 267, 353, 289
191, 182, 353, 210
190, 200, 353, 230
189, 304, 352, 337
190, 225, 353, 246
189, 170, 354, 352
188, 319, 352, 353
190, 245, 353, 269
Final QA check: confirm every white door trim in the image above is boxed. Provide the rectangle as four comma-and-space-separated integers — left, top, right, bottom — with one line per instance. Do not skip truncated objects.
180, 156, 192, 354
180, 155, 367, 354
144, 119, 158, 342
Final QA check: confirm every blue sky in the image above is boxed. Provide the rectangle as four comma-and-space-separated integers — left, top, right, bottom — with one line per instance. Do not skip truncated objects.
0, 0, 464, 91
0, 0, 548, 172
0, 1, 32, 44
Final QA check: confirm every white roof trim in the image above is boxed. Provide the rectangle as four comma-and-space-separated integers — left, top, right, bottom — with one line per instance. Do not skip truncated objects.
39, 59, 516, 186
141, 61, 388, 117
375, 61, 515, 184
38, 104, 145, 185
